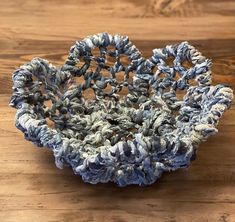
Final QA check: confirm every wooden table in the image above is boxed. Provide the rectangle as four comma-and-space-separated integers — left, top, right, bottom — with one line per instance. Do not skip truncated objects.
0, 0, 235, 221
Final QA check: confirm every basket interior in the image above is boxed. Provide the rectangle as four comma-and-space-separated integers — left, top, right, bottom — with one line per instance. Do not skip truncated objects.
25, 38, 203, 148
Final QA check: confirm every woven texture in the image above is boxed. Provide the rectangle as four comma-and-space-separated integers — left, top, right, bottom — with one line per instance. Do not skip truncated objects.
10, 33, 233, 186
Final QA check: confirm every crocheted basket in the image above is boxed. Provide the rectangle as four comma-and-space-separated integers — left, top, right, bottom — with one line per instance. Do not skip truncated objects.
10, 33, 233, 186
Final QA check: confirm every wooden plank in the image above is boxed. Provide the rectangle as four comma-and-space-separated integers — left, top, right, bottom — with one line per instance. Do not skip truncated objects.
0, 0, 235, 221
0, 94, 235, 221
0, 0, 235, 94
1, 39, 235, 94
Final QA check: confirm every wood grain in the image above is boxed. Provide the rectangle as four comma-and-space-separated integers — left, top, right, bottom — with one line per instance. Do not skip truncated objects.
0, 0, 235, 221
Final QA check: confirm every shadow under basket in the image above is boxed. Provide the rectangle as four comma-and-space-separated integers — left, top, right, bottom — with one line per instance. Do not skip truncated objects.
10, 33, 233, 186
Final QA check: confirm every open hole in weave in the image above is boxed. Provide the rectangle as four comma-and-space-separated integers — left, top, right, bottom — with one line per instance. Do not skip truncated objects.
30, 77, 45, 92
106, 45, 116, 52
88, 60, 98, 71
151, 65, 158, 75
106, 54, 116, 67
76, 57, 86, 69
188, 78, 198, 87
147, 85, 154, 97
119, 87, 129, 98
176, 90, 186, 101
83, 88, 96, 100
91, 47, 100, 57
127, 71, 134, 84
103, 83, 113, 94
31, 75, 37, 83
165, 56, 175, 67
55, 109, 60, 116
44, 100, 53, 109
73, 75, 86, 86
157, 71, 167, 79
119, 54, 130, 66
99, 68, 111, 79
173, 71, 181, 82
46, 117, 55, 129
115, 71, 126, 84
182, 59, 194, 69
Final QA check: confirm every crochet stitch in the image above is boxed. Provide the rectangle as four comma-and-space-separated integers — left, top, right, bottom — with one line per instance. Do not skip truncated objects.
10, 33, 233, 186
